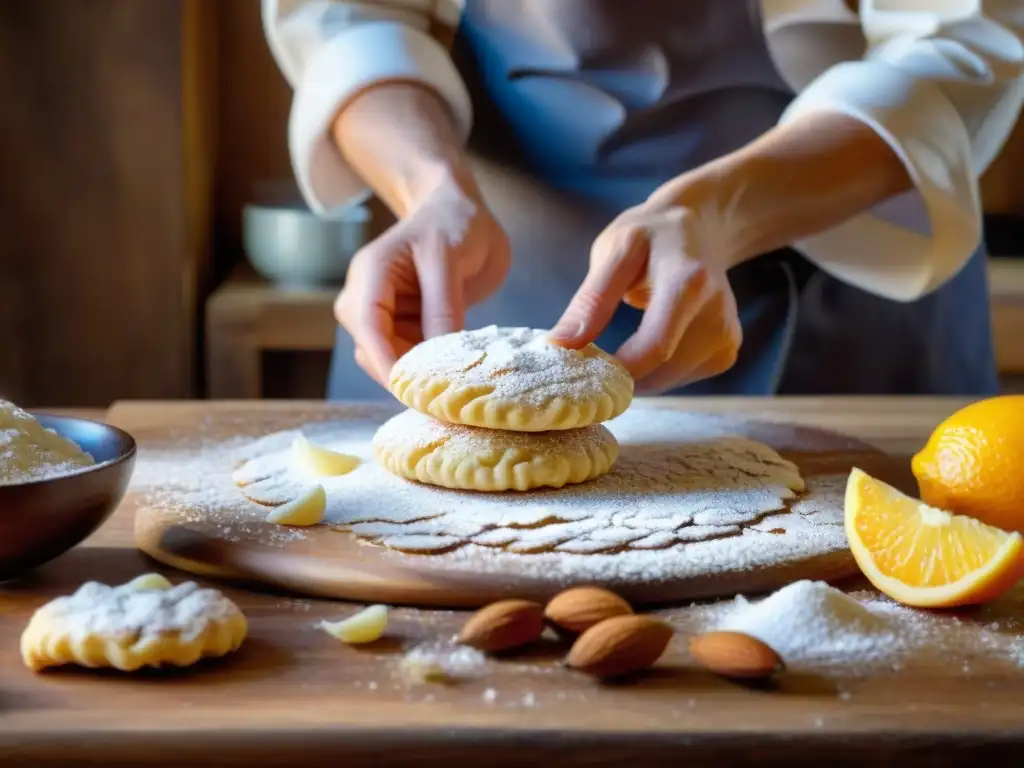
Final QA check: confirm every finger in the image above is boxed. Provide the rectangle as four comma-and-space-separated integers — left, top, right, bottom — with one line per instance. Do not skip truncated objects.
336, 255, 399, 383
689, 344, 739, 381
393, 320, 425, 348
634, 343, 731, 395
415, 236, 466, 339
354, 346, 388, 387
465, 230, 511, 307
548, 228, 647, 349
632, 302, 741, 393
615, 263, 708, 381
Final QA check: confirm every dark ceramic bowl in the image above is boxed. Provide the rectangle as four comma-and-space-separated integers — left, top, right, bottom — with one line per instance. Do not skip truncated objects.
0, 414, 137, 580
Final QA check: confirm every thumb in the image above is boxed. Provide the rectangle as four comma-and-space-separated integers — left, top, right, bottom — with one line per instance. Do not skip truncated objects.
549, 228, 647, 349
415, 241, 466, 339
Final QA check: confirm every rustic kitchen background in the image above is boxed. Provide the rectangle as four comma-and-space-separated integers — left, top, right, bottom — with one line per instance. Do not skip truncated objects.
1, 0, 1022, 408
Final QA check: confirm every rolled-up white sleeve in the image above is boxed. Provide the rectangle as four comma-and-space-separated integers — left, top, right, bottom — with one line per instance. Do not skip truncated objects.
262, 0, 473, 215
778, 1, 1024, 301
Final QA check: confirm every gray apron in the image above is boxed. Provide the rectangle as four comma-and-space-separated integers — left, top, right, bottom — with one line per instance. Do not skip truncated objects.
326, 0, 999, 400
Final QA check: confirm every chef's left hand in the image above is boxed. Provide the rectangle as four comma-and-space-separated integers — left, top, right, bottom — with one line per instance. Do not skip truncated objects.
549, 178, 743, 394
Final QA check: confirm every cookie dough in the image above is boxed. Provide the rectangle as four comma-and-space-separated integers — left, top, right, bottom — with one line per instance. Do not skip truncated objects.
373, 408, 619, 492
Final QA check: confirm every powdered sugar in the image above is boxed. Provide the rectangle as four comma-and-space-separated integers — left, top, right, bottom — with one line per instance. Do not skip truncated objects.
672, 579, 1024, 675
399, 641, 489, 682
391, 325, 633, 406
32, 579, 243, 643
0, 399, 96, 485
132, 405, 860, 595
713, 580, 899, 665
131, 434, 308, 547
234, 408, 822, 565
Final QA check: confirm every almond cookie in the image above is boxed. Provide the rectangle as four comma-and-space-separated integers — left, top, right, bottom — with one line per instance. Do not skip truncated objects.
21, 575, 247, 672
373, 409, 619, 492
388, 326, 633, 431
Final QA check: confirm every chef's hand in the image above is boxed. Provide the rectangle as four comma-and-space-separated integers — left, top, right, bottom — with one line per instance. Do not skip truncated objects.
548, 177, 742, 394
334, 171, 511, 386
548, 112, 914, 394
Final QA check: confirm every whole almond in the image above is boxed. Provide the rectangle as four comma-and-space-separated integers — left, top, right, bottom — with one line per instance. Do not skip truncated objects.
566, 615, 674, 678
545, 586, 633, 633
458, 599, 545, 652
688, 631, 784, 679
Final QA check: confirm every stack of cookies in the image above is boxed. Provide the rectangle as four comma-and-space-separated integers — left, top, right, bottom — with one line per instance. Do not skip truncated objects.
372, 326, 635, 493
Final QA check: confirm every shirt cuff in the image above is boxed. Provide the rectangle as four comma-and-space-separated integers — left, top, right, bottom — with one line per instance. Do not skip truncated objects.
288, 21, 473, 215
778, 60, 982, 302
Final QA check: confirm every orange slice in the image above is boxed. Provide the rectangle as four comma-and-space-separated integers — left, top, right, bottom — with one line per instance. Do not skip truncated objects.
844, 468, 1024, 608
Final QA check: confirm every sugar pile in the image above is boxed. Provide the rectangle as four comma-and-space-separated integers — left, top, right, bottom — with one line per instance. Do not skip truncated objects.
675, 579, 1024, 675
1, 399, 96, 485
713, 580, 901, 665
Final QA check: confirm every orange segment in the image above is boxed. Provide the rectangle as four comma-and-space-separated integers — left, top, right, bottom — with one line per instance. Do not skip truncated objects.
844, 468, 1024, 608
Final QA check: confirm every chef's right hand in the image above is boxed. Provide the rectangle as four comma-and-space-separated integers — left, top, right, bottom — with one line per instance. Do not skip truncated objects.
334, 170, 511, 387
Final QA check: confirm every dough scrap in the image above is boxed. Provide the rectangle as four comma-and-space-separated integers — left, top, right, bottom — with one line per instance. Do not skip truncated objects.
125, 573, 174, 591
21, 577, 247, 672
373, 409, 619, 492
318, 604, 389, 644
265, 483, 326, 526
292, 434, 360, 477
388, 326, 634, 431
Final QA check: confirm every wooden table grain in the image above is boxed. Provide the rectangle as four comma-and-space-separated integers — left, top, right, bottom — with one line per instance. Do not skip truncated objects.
3, 396, 1023, 767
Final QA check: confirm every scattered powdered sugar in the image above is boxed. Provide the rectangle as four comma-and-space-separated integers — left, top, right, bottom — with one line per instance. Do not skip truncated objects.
399, 641, 489, 683
130, 433, 308, 547
0, 399, 97, 485
229, 407, 845, 587
31, 580, 242, 643
391, 325, 633, 406
128, 404, 860, 591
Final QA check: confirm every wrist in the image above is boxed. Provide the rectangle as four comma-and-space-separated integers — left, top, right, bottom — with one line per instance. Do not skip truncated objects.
399, 152, 482, 218
332, 83, 479, 218
651, 112, 912, 268
646, 164, 758, 271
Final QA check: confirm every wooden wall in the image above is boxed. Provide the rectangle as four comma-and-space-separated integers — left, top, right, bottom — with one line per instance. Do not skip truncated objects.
0, 0, 199, 407
210, 0, 293, 279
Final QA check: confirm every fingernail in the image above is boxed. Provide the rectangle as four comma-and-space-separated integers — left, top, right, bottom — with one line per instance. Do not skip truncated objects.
551, 319, 586, 341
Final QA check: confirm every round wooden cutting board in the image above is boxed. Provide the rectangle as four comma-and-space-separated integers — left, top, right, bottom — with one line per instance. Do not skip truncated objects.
130, 403, 906, 608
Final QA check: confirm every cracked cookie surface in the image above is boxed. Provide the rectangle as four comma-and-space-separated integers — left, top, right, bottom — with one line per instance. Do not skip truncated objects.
388, 326, 634, 432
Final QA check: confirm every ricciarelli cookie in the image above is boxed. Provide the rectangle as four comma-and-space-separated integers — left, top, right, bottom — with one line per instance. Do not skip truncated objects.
21, 575, 247, 672
388, 326, 633, 432
373, 409, 619, 492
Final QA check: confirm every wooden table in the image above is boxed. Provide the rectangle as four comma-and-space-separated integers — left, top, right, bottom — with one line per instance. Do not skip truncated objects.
3, 397, 1024, 766
205, 258, 1024, 398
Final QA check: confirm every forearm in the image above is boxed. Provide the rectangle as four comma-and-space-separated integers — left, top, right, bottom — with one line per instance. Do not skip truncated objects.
331, 83, 477, 218
665, 112, 913, 267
